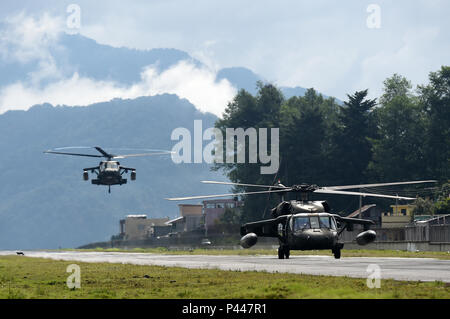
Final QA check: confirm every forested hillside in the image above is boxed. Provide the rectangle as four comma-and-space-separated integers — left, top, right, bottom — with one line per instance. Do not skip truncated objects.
214, 67, 450, 221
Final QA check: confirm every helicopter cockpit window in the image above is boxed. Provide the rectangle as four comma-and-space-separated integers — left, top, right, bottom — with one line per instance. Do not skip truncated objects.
330, 217, 337, 230
106, 162, 118, 169
310, 216, 320, 229
293, 217, 310, 231
320, 216, 331, 228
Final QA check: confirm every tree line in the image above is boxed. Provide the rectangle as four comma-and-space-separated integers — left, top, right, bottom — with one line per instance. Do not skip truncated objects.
213, 66, 450, 222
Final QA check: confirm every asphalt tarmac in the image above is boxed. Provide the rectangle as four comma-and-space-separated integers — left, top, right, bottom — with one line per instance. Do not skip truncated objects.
1, 250, 449, 282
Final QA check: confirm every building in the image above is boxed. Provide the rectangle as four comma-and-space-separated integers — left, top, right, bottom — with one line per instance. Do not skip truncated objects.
166, 204, 203, 233
202, 198, 244, 228
381, 204, 415, 228
119, 215, 170, 240
347, 204, 382, 227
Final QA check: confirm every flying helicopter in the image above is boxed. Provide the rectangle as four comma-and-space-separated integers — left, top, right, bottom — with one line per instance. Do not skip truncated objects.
166, 179, 436, 259
44, 146, 173, 193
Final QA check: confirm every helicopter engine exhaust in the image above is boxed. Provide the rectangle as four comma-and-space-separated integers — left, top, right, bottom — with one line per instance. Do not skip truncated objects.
356, 230, 376, 245
240, 233, 258, 249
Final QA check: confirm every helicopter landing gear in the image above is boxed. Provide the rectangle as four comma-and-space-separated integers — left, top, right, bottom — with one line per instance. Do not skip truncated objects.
278, 245, 290, 259
332, 247, 341, 259
108, 185, 111, 194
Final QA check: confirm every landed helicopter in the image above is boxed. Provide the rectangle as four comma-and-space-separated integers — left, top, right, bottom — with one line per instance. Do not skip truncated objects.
44, 146, 172, 193
166, 179, 436, 259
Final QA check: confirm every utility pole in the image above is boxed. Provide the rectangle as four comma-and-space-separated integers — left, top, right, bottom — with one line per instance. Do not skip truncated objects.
395, 193, 398, 215
359, 188, 362, 219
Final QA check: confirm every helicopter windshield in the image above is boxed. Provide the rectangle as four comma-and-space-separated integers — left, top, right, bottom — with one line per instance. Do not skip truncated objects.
293, 217, 310, 230
293, 217, 311, 231
106, 162, 118, 169
310, 217, 320, 228
319, 216, 337, 230
294, 216, 337, 231
320, 216, 330, 228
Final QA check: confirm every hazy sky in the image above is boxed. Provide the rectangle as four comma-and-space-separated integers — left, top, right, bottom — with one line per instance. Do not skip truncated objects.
1, 0, 449, 106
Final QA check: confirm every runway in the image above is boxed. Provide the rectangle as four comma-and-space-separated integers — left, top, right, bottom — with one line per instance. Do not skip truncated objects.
1, 250, 449, 282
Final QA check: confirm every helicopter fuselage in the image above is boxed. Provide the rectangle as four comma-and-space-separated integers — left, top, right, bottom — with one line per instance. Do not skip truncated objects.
283, 212, 338, 250
273, 201, 340, 250
84, 160, 136, 188
241, 199, 375, 259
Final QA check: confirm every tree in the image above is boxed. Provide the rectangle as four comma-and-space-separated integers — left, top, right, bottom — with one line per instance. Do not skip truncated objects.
417, 66, 450, 181
279, 89, 330, 185
412, 197, 435, 216
218, 208, 242, 225
434, 182, 450, 215
379, 73, 413, 105
214, 84, 285, 222
369, 74, 427, 180
331, 90, 377, 184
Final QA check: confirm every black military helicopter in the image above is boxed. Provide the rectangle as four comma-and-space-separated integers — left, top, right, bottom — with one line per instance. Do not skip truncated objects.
166, 179, 436, 259
44, 146, 172, 193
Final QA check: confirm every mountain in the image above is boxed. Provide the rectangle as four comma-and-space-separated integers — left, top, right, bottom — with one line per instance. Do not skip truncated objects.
0, 33, 199, 87
216, 67, 340, 102
0, 94, 230, 249
1, 32, 321, 99
217, 67, 262, 95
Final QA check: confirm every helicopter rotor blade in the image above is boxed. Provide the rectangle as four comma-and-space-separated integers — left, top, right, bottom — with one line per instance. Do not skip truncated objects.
44, 150, 103, 158
94, 146, 115, 159
113, 151, 174, 159
315, 189, 415, 200
323, 180, 437, 190
45, 146, 173, 159
201, 180, 288, 189
166, 188, 293, 201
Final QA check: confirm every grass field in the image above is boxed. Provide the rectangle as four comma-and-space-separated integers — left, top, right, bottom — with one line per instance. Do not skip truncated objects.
0, 255, 449, 299
65, 247, 450, 260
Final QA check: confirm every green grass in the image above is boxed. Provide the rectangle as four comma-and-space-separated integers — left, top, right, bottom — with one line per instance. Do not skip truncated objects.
0, 256, 448, 299
62, 247, 450, 260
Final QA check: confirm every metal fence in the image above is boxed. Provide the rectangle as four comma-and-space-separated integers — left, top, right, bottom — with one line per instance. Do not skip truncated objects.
429, 225, 450, 243
342, 224, 450, 243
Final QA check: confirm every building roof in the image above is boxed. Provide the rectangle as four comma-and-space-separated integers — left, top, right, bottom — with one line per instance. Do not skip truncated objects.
178, 204, 203, 207
146, 218, 170, 226
415, 214, 450, 225
126, 214, 147, 219
202, 199, 243, 204
166, 216, 184, 225
347, 204, 377, 218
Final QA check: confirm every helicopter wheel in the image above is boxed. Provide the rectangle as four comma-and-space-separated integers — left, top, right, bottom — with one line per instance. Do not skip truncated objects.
278, 246, 285, 259
333, 248, 341, 259
284, 248, 290, 259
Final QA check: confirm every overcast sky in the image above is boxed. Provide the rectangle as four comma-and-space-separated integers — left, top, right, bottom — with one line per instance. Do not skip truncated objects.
1, 0, 449, 110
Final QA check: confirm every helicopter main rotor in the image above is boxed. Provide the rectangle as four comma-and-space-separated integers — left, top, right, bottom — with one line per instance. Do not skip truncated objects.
44, 146, 173, 160
166, 180, 437, 201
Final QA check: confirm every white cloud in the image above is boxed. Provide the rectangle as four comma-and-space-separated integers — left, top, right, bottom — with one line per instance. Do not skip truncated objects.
0, 60, 237, 117
0, 11, 63, 63
0, 12, 237, 117
358, 26, 443, 99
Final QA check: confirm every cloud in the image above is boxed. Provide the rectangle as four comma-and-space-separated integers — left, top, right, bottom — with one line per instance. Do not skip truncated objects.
0, 11, 63, 63
0, 12, 237, 117
0, 60, 237, 117
357, 26, 445, 98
